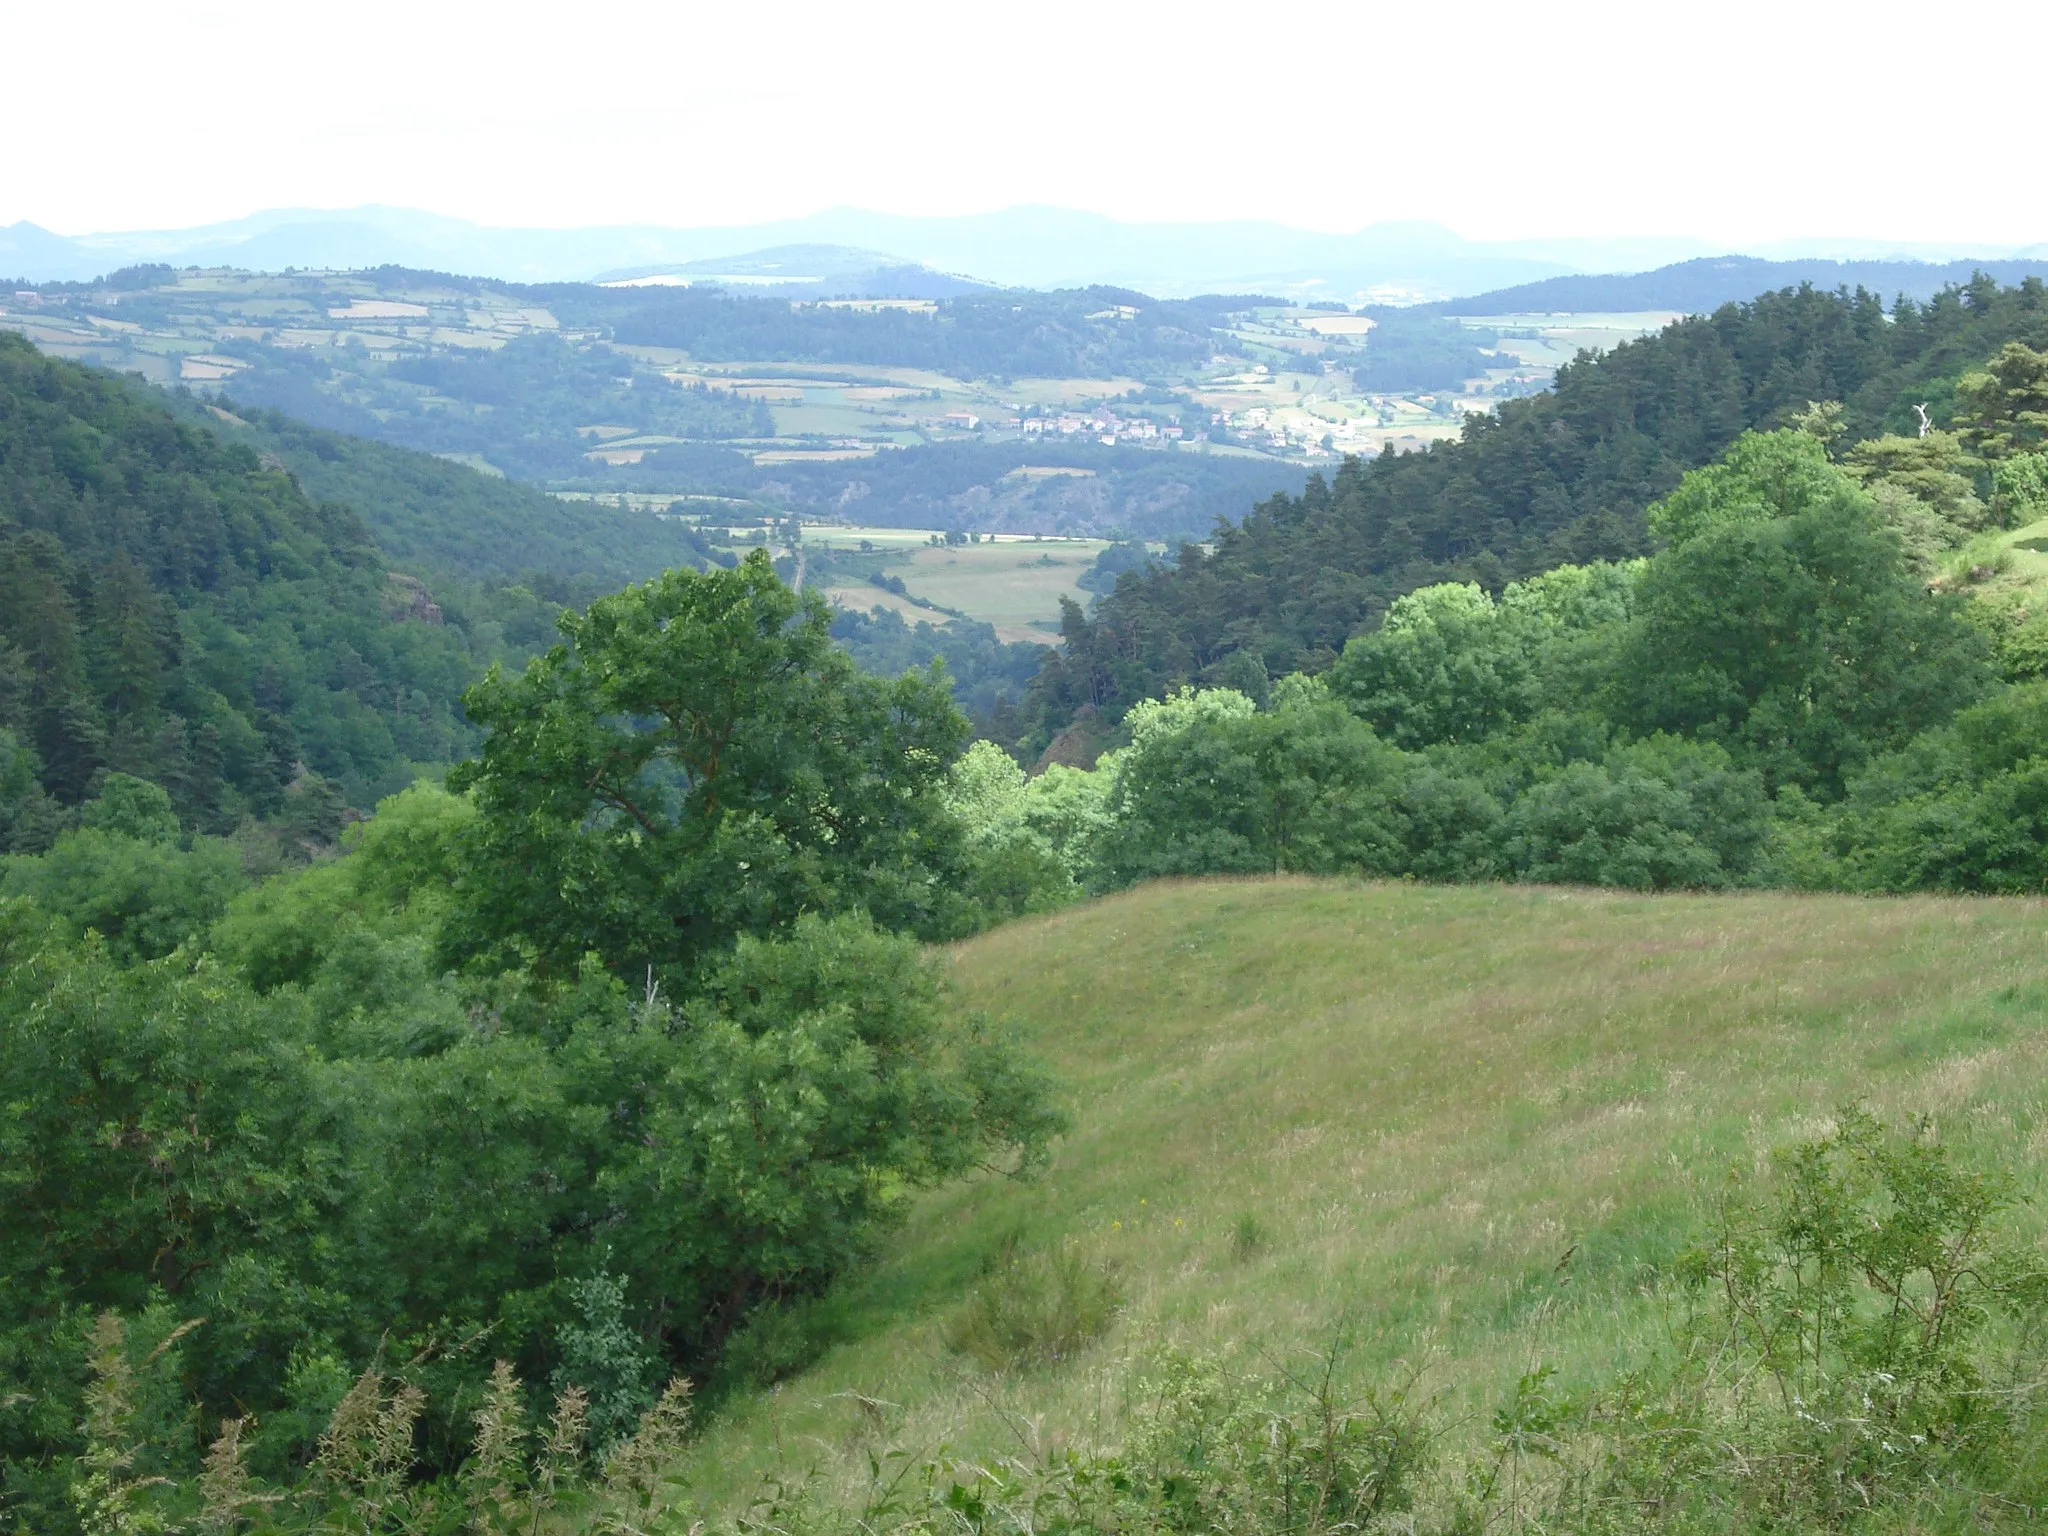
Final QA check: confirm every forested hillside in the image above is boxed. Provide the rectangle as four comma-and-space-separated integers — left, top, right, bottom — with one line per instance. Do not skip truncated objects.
217, 331, 774, 480
15, 297, 2048, 1532
547, 283, 1236, 379
0, 332, 555, 847
0, 555, 1064, 1536
178, 396, 722, 586
1025, 278, 2048, 746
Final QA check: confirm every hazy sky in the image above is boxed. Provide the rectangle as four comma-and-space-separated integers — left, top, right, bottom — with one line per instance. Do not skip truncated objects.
9, 0, 2042, 245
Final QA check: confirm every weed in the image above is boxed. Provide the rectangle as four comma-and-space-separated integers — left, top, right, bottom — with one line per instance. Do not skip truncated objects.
1229, 1210, 1268, 1261
943, 1240, 1122, 1370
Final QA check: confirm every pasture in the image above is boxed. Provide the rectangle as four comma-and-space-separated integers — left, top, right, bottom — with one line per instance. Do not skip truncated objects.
673, 876, 2048, 1513
814, 533, 1109, 640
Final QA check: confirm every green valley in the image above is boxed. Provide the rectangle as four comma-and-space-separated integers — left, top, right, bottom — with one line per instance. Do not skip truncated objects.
12, 241, 2048, 1536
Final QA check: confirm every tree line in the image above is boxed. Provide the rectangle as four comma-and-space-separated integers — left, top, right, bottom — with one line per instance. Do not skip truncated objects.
944, 350, 2048, 902
1016, 277, 2048, 757
539, 283, 1234, 382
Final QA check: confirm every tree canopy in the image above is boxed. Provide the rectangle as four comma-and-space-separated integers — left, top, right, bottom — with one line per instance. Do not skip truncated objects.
1015, 278, 2048, 755
446, 551, 973, 980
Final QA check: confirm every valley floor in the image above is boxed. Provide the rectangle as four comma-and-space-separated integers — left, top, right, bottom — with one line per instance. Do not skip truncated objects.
679, 876, 2048, 1511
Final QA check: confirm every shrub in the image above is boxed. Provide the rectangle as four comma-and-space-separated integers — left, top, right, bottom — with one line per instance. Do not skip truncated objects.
1229, 1211, 1267, 1261
943, 1241, 1122, 1370
41, 1115, 2048, 1532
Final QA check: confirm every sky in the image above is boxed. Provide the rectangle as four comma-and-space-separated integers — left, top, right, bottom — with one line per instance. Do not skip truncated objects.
8, 0, 2044, 246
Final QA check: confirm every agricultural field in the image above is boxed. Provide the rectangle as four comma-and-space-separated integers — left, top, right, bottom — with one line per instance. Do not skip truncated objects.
0, 268, 562, 387
1, 268, 1670, 480
810, 530, 1112, 641
1462, 309, 1687, 369
675, 875, 2048, 1515
1187, 303, 1665, 457
1, 267, 1674, 542
624, 352, 1154, 447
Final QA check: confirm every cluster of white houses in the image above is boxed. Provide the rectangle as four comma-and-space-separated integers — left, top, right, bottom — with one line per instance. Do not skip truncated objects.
1011, 410, 1184, 445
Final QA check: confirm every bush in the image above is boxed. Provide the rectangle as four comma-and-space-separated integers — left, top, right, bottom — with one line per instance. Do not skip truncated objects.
37, 1114, 2048, 1533
0, 899, 1062, 1526
2, 773, 247, 960
943, 1241, 1122, 1370
1502, 737, 1770, 890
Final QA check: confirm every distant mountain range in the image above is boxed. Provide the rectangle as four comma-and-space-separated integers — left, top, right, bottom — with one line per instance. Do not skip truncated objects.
1413, 254, 2048, 315
590, 243, 989, 299
9, 203, 2045, 304
6, 203, 2048, 318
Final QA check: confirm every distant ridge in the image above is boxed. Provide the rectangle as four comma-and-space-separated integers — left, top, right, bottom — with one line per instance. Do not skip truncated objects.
1414, 254, 2048, 316
589, 242, 990, 299
8, 205, 2046, 310
0, 206, 1684, 299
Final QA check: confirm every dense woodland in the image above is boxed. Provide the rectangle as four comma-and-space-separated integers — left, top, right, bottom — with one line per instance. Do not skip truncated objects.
10, 279, 2048, 1532
1351, 307, 1502, 391
1422, 252, 2048, 317
218, 333, 773, 480
1020, 278, 2048, 750
180, 396, 723, 587
0, 333, 564, 846
541, 283, 1241, 380
827, 606, 1047, 728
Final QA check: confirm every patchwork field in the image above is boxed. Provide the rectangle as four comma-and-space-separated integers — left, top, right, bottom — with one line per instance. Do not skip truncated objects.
676, 876, 2048, 1514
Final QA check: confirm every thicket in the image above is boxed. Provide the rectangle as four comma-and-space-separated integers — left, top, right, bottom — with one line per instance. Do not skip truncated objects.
947, 350, 2048, 901
1023, 277, 2048, 751
31, 1112, 2048, 1532
0, 554, 1065, 1533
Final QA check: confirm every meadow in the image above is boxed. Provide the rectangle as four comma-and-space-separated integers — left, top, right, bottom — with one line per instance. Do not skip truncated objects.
674, 875, 2048, 1514
1463, 310, 1686, 370
819, 535, 1111, 640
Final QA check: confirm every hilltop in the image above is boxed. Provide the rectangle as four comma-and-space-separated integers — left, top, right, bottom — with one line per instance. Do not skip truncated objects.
674, 875, 2048, 1514
1414, 253, 2048, 317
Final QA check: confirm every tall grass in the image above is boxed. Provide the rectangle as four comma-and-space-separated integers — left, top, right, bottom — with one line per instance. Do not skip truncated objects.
676, 877, 2048, 1516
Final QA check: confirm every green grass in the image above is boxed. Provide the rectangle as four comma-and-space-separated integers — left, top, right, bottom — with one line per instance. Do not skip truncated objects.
897, 541, 1105, 633
820, 539, 1108, 640
1947, 512, 2048, 597
677, 876, 2048, 1513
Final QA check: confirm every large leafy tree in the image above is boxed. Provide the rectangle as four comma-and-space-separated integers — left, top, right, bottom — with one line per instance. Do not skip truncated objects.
447, 551, 972, 980
1618, 434, 1989, 795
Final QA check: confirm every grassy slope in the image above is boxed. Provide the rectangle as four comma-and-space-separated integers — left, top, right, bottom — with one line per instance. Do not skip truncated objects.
1952, 510, 2048, 605
680, 877, 2048, 1510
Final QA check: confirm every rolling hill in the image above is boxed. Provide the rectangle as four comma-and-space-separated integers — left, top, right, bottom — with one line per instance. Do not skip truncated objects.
170, 397, 720, 587
673, 875, 2048, 1515
1417, 254, 2048, 317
